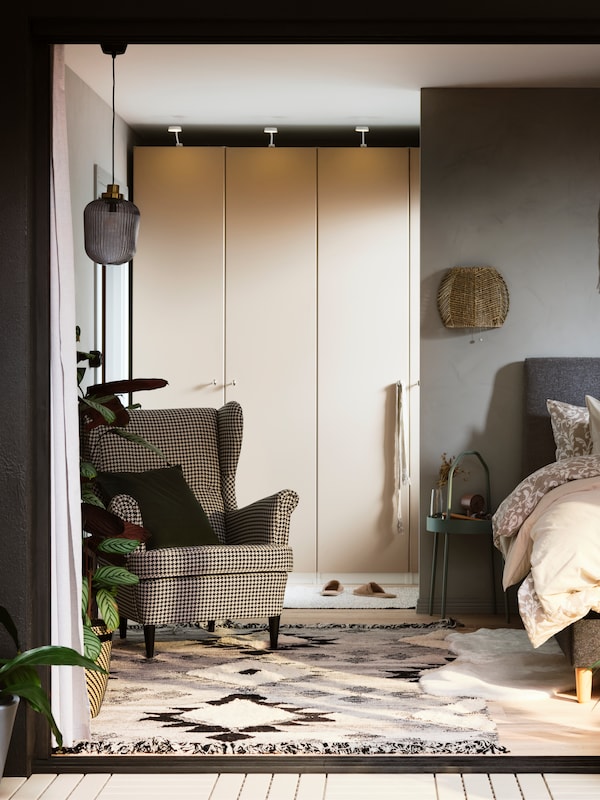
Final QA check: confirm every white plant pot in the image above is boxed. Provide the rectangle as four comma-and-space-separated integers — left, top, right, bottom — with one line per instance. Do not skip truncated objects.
0, 695, 19, 777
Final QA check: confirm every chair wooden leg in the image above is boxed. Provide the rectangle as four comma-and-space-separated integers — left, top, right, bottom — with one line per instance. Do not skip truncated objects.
269, 615, 280, 649
119, 616, 128, 639
575, 667, 593, 703
144, 625, 156, 659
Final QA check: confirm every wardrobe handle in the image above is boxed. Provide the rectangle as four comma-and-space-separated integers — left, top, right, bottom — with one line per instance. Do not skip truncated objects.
227, 379, 237, 387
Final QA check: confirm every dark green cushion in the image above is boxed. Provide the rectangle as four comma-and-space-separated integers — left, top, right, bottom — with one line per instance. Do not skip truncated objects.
96, 466, 219, 549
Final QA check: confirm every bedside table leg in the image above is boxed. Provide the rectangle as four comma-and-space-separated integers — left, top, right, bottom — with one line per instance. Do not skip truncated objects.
441, 532, 450, 618
428, 531, 439, 615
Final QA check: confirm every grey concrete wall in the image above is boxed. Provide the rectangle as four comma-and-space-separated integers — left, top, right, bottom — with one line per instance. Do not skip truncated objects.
419, 88, 600, 614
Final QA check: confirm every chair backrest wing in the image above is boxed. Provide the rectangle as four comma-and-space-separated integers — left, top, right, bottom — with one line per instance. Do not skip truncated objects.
216, 401, 243, 511
84, 404, 243, 540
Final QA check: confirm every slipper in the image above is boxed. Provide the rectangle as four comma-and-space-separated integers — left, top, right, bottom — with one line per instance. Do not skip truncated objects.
320, 579, 344, 596
352, 581, 396, 598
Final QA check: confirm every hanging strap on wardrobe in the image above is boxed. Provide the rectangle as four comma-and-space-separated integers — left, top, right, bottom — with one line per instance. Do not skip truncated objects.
393, 380, 411, 534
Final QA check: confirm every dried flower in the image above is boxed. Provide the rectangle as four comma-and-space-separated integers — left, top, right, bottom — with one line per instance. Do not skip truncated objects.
437, 453, 468, 487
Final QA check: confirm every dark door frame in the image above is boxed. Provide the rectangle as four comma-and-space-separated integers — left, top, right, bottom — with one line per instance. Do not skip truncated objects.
20, 5, 600, 777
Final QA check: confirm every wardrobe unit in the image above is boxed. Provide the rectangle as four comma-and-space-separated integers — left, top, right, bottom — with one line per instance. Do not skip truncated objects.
132, 145, 417, 577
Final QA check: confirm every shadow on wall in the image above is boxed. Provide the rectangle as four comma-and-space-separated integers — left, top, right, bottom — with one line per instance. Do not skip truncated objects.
484, 361, 523, 506
421, 269, 449, 338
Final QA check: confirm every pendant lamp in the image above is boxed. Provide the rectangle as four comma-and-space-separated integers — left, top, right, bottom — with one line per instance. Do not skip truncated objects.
84, 44, 140, 266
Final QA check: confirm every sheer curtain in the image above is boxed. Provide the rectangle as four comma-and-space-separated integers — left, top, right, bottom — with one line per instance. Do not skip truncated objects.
50, 44, 90, 745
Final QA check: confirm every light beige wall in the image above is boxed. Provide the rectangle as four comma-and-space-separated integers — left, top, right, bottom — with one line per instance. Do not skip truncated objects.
131, 146, 417, 579
65, 66, 135, 358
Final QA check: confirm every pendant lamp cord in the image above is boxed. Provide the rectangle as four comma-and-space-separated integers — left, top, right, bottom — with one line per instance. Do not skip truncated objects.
111, 53, 116, 185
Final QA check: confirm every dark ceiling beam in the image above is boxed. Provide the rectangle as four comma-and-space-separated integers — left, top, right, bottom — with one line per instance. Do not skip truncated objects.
30, 16, 600, 45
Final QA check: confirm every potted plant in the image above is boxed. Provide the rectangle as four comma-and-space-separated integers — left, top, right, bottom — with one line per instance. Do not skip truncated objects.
76, 332, 166, 712
0, 605, 104, 773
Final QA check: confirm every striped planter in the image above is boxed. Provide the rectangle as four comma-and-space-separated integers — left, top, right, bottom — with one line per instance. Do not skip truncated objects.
85, 623, 112, 718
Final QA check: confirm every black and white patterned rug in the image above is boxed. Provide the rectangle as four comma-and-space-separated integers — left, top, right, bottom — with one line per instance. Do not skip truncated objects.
65, 621, 509, 756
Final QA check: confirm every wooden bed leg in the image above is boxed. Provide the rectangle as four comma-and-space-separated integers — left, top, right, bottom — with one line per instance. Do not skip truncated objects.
575, 667, 593, 703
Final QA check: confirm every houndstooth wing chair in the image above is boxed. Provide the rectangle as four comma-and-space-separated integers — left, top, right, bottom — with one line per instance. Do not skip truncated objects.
83, 401, 298, 657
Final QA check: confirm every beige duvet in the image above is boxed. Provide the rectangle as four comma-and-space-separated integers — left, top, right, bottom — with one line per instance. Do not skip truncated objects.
493, 455, 600, 647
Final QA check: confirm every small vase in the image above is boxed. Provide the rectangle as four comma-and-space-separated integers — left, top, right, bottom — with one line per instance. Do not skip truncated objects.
429, 487, 445, 517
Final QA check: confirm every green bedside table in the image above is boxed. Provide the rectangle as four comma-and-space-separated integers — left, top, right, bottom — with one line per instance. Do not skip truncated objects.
426, 450, 499, 618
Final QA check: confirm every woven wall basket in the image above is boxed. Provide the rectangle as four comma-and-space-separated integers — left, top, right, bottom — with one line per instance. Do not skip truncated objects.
437, 266, 509, 329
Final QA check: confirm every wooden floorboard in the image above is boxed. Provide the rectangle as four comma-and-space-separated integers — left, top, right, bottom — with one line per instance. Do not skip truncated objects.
324, 773, 438, 799
435, 773, 466, 800
514, 773, 553, 799
4, 773, 600, 799
96, 773, 218, 798
295, 773, 326, 800
543, 773, 600, 799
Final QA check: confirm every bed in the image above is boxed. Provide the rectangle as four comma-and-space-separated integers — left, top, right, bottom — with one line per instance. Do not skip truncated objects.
492, 357, 600, 702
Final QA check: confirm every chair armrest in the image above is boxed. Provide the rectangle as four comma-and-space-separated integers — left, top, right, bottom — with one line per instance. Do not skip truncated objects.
108, 493, 143, 526
225, 489, 299, 546
107, 494, 148, 551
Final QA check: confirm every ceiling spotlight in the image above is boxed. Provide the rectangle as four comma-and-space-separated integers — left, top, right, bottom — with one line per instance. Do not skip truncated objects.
355, 126, 369, 147
168, 125, 183, 146
264, 127, 278, 147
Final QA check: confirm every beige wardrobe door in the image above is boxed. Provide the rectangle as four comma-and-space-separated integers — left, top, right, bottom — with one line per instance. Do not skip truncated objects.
132, 147, 225, 409
225, 148, 317, 574
317, 148, 411, 573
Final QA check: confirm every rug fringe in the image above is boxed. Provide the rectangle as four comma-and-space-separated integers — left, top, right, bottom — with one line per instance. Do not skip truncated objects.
59, 736, 507, 756
123, 619, 463, 633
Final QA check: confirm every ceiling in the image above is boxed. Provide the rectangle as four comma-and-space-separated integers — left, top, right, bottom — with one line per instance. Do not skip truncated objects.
65, 43, 600, 144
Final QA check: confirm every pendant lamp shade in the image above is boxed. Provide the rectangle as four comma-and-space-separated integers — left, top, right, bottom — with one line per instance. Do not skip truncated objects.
84, 185, 140, 265
84, 44, 140, 266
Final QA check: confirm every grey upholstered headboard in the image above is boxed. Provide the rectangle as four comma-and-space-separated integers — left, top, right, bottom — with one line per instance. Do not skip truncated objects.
523, 357, 600, 478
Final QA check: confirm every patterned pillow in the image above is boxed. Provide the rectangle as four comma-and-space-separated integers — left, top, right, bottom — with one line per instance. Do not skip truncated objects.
586, 395, 600, 455
546, 399, 591, 460
96, 465, 219, 549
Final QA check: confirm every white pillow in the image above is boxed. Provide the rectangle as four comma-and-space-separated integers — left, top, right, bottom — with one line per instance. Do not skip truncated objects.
546, 399, 591, 460
585, 395, 600, 454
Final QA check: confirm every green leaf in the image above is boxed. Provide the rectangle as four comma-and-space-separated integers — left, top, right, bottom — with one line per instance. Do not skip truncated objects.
6, 681, 65, 747
0, 606, 21, 652
81, 486, 105, 507
93, 565, 139, 588
0, 645, 103, 676
97, 538, 140, 555
80, 460, 97, 480
81, 396, 116, 425
81, 580, 89, 619
2, 664, 42, 691
83, 625, 102, 661
95, 589, 120, 632
110, 428, 165, 458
